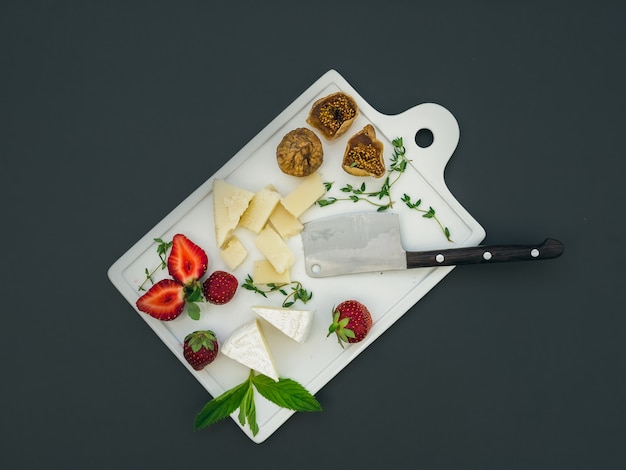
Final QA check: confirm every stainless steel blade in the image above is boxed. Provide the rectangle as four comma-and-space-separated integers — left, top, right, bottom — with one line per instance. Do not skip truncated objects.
302, 212, 407, 277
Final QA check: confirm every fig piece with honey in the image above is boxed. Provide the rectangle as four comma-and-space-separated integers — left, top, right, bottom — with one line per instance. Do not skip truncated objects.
342, 124, 385, 178
306, 92, 358, 140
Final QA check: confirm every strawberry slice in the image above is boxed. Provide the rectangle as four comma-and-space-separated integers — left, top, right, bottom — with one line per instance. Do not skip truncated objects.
136, 279, 185, 321
167, 234, 208, 285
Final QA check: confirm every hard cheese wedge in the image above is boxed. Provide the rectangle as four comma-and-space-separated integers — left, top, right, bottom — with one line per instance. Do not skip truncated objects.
268, 202, 304, 239
251, 306, 314, 344
219, 236, 248, 271
253, 259, 291, 285
280, 172, 326, 219
238, 186, 281, 234
213, 179, 254, 248
221, 319, 279, 381
253, 225, 295, 275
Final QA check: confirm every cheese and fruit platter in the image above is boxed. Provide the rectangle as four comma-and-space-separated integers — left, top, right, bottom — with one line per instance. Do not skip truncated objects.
107, 69, 563, 443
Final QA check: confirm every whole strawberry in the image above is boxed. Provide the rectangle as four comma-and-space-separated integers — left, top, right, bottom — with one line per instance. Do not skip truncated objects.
183, 330, 219, 371
203, 270, 238, 305
327, 300, 373, 347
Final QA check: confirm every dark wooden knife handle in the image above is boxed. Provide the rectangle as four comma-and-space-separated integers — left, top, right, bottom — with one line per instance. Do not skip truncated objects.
405, 238, 564, 268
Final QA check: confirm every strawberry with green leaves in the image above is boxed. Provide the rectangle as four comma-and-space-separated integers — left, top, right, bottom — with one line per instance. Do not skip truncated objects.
203, 270, 238, 305
327, 300, 373, 347
183, 330, 219, 371
136, 234, 209, 321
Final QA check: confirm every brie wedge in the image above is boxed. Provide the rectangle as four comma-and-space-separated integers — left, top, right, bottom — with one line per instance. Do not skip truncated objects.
221, 320, 279, 381
251, 306, 314, 344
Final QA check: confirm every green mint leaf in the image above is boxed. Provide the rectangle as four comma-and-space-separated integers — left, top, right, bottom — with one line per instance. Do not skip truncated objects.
238, 385, 259, 436
194, 379, 250, 430
252, 375, 322, 412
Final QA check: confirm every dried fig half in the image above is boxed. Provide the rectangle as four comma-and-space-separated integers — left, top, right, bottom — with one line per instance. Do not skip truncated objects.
342, 124, 385, 178
306, 92, 358, 140
276, 127, 324, 177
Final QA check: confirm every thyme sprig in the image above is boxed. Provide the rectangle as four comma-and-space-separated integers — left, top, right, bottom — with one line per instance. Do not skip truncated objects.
242, 275, 313, 308
316, 136, 453, 241
317, 137, 410, 212
138, 238, 173, 291
401, 194, 453, 242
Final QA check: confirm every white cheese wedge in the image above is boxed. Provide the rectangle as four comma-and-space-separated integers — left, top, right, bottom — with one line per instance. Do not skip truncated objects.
221, 320, 279, 381
253, 225, 295, 274
251, 306, 314, 343
219, 236, 247, 271
280, 172, 326, 218
238, 186, 282, 234
253, 259, 291, 285
212, 179, 254, 248
269, 202, 304, 239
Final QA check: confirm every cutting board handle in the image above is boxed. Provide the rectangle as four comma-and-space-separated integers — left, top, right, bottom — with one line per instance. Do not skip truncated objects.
405, 238, 564, 268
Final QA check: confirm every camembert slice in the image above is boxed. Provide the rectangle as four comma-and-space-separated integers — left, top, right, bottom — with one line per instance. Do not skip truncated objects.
212, 179, 254, 248
251, 306, 314, 344
221, 320, 279, 381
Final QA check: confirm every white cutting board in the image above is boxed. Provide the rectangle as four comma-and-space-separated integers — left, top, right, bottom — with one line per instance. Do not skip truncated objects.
107, 69, 486, 443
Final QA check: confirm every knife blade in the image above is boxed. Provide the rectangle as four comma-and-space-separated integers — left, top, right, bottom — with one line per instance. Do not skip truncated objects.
301, 212, 564, 278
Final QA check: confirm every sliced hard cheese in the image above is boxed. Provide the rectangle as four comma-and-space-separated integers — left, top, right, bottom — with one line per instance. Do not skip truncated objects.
253, 259, 291, 285
280, 172, 326, 218
269, 202, 304, 239
212, 179, 254, 248
238, 186, 281, 233
219, 236, 247, 271
251, 306, 314, 343
221, 319, 279, 381
253, 225, 295, 275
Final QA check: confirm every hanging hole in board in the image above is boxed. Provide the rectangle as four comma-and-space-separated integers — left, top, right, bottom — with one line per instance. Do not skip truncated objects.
415, 128, 434, 148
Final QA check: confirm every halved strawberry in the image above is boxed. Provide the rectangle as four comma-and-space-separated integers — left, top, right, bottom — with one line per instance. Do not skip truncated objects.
167, 234, 208, 285
136, 279, 185, 321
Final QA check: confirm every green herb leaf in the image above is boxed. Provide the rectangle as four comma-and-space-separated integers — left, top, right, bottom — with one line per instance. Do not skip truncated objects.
243, 276, 313, 307
194, 380, 249, 430
138, 238, 173, 291
187, 302, 201, 321
195, 371, 321, 436
238, 384, 258, 436
252, 375, 322, 412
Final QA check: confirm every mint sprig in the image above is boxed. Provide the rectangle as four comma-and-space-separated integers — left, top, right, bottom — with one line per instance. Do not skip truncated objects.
194, 370, 322, 436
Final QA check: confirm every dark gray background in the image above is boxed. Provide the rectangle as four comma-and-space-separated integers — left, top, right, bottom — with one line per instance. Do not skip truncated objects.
2, 1, 624, 468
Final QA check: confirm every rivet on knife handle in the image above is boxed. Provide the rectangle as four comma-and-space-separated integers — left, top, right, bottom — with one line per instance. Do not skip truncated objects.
405, 238, 564, 268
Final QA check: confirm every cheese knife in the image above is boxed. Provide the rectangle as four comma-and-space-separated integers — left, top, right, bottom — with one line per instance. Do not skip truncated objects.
301, 212, 564, 278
